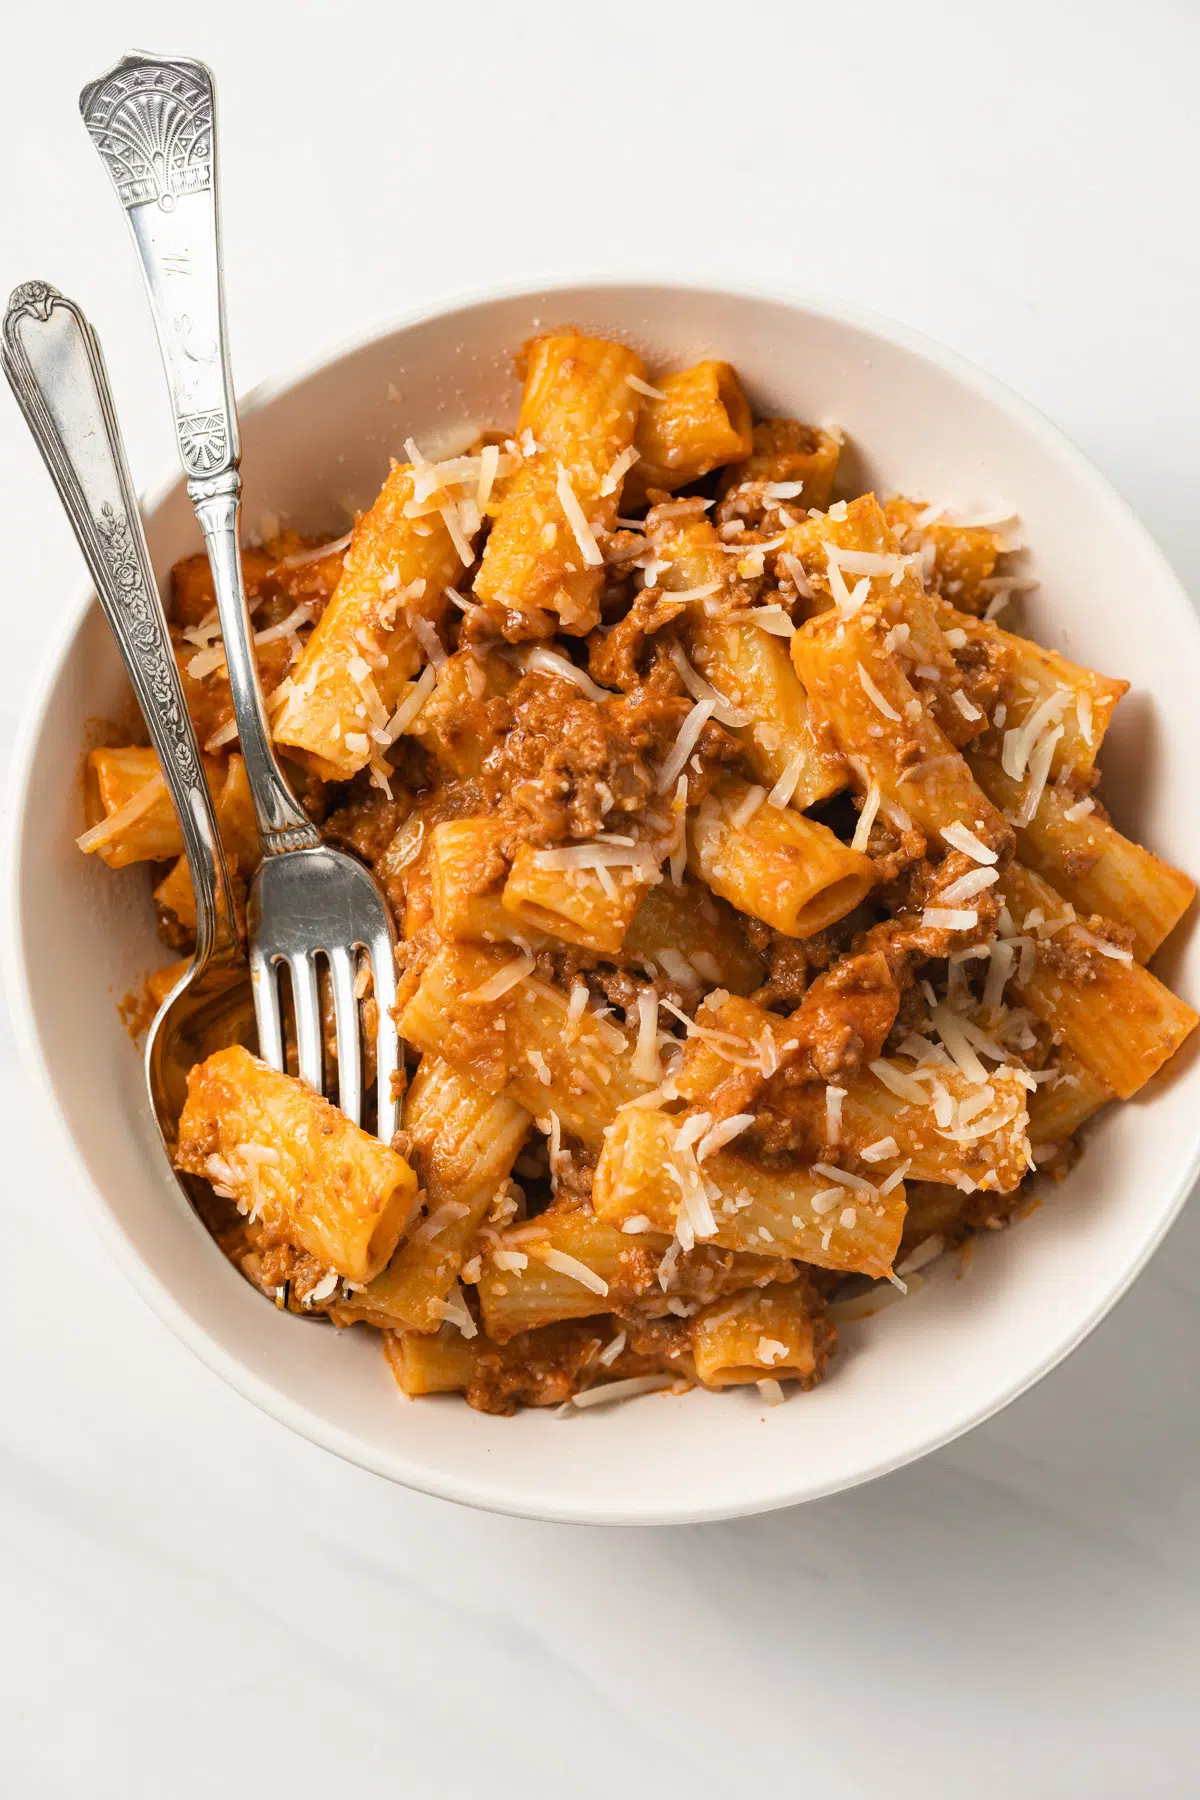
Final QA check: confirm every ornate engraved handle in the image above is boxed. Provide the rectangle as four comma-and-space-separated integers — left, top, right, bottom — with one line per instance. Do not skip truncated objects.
1, 281, 240, 967
80, 52, 318, 855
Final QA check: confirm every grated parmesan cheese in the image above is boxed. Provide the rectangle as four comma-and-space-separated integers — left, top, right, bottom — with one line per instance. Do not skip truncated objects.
626, 374, 667, 400
632, 989, 662, 1083
569, 1373, 674, 1408
555, 463, 604, 567
851, 781, 881, 853
857, 663, 902, 722
523, 645, 612, 703
1075, 925, 1134, 965
779, 551, 814, 599
941, 821, 998, 865
939, 866, 999, 906
385, 664, 438, 739
870, 1059, 929, 1104
1003, 689, 1069, 781
464, 951, 535, 1002
668, 642, 752, 728
922, 907, 979, 931
730, 784, 767, 828
657, 697, 716, 793
1016, 724, 1064, 827
537, 1248, 609, 1296
825, 1086, 846, 1147
696, 1113, 754, 1162
599, 445, 640, 496
76, 772, 168, 855
767, 750, 807, 810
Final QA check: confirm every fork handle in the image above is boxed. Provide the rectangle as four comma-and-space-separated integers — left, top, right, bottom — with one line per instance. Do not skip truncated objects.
1, 281, 240, 967
80, 52, 319, 856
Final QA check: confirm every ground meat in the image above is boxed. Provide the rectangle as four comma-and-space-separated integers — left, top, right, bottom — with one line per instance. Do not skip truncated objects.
878, 852, 1004, 956
257, 537, 346, 624
1039, 915, 1133, 984
462, 1316, 693, 1415
698, 944, 904, 1125
588, 590, 688, 691
864, 816, 928, 886
376, 778, 486, 920
462, 600, 557, 645
322, 786, 413, 867
155, 895, 195, 953
950, 631, 1004, 719
1037, 933, 1099, 984
225, 1225, 336, 1316
792, 947, 901, 1082
751, 935, 811, 1010
890, 979, 933, 1042
482, 662, 738, 852
1058, 845, 1103, 881
551, 1141, 597, 1208
897, 1179, 1033, 1261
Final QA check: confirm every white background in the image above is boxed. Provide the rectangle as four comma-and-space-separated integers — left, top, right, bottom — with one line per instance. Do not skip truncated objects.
4, 3, 1200, 1795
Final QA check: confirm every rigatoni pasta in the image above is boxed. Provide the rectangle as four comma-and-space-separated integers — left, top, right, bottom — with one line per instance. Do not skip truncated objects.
175, 1045, 418, 1286
89, 325, 1195, 1417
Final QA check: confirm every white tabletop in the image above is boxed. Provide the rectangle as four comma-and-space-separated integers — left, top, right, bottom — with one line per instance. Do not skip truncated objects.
4, 4, 1199, 1794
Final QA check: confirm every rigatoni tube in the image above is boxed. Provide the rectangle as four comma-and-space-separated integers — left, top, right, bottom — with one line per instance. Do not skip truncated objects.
689, 775, 875, 938
593, 1107, 906, 1279
176, 1045, 418, 1284
474, 334, 644, 632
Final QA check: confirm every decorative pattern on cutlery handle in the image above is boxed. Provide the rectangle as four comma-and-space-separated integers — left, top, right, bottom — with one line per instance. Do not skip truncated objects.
80, 54, 236, 480
0, 281, 240, 964
81, 53, 319, 854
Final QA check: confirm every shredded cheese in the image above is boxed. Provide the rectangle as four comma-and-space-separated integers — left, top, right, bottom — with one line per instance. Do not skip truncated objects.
668, 642, 752, 728
385, 665, 438, 740
536, 1248, 609, 1296
657, 697, 716, 793
857, 663, 902, 722
696, 1113, 754, 1162
568, 1374, 674, 1408
767, 750, 807, 810
600, 445, 640, 496
76, 772, 167, 855
555, 463, 604, 567
922, 907, 979, 931
523, 645, 612, 703
851, 781, 881, 853
464, 951, 535, 1002
941, 822, 998, 865
939, 866, 1000, 906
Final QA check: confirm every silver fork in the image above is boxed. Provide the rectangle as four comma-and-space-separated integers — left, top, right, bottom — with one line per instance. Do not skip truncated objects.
79, 50, 400, 1138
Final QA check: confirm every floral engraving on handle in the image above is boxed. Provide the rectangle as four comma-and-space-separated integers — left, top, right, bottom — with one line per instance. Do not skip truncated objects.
177, 409, 229, 476
94, 503, 203, 786
80, 59, 212, 212
6, 280, 59, 323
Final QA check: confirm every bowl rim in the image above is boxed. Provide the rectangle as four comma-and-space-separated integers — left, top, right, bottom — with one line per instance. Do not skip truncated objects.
7, 270, 1200, 1526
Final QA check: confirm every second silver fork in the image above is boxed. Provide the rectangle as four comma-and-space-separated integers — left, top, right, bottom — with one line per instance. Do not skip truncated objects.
80, 50, 400, 1138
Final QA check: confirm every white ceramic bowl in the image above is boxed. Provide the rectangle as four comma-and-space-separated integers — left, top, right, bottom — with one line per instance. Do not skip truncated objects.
9, 279, 1200, 1525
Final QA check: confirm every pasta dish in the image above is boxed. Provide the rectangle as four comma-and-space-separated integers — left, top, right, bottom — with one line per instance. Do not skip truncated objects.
79, 331, 1198, 1413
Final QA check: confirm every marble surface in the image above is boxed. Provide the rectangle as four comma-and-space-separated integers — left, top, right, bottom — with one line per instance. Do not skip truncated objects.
4, 3, 1200, 1793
